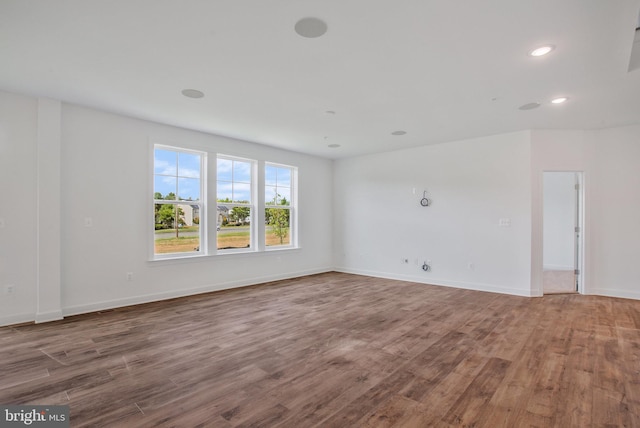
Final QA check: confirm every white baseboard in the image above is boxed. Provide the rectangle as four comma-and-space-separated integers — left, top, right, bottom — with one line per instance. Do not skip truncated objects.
0, 312, 36, 327
62, 267, 332, 318
334, 267, 533, 297
35, 310, 63, 324
587, 288, 640, 301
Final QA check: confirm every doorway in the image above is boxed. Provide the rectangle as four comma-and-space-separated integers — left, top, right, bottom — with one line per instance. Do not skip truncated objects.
542, 172, 582, 294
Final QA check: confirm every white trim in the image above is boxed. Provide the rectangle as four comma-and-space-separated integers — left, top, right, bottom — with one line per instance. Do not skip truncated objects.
335, 266, 534, 297
587, 288, 640, 301
35, 310, 63, 324
62, 267, 332, 318
0, 312, 36, 327
151, 144, 206, 260
147, 246, 302, 266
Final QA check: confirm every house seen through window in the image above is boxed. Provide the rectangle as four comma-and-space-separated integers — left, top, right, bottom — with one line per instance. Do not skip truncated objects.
216, 156, 253, 251
153, 147, 204, 256
265, 164, 294, 247
153, 145, 297, 259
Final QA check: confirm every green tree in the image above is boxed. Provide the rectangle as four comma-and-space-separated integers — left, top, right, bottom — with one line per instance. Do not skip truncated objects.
266, 194, 290, 244
155, 204, 185, 237
230, 206, 250, 224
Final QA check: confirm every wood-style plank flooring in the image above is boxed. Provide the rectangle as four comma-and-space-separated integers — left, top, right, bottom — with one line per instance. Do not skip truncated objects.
1, 272, 639, 427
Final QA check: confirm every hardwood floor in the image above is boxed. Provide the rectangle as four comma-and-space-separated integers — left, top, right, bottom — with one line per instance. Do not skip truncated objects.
1, 272, 639, 427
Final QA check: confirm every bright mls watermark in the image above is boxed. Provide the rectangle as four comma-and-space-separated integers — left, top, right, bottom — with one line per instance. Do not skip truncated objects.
1, 406, 69, 427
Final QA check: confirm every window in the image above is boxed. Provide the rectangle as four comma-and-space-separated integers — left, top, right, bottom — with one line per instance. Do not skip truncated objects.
153, 146, 204, 257
265, 163, 295, 247
217, 156, 254, 251
152, 145, 297, 260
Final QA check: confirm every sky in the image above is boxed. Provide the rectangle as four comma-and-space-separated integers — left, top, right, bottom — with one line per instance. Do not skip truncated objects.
154, 148, 292, 204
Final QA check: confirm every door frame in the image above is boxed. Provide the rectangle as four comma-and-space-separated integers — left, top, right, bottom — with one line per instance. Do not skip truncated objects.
534, 170, 585, 296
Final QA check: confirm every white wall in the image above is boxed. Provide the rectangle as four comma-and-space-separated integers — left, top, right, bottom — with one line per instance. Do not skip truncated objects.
530, 129, 594, 296
0, 90, 334, 325
2, 87, 640, 326
589, 125, 640, 299
333, 131, 533, 296
531, 127, 640, 299
543, 172, 576, 270
0, 91, 38, 324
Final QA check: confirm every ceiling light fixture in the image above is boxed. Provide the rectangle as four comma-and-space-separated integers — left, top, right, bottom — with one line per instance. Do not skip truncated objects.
391, 130, 407, 136
181, 89, 204, 99
295, 17, 328, 38
551, 97, 569, 104
528, 45, 555, 57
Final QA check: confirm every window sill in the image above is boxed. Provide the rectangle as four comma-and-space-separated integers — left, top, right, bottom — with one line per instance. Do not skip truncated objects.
148, 247, 301, 265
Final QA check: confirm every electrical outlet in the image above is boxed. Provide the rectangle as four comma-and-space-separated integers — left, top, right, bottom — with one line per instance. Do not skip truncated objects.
5, 284, 15, 294
126, 272, 133, 281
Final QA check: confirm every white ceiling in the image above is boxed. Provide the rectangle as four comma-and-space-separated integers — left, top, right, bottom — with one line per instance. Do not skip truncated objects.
1, 0, 639, 159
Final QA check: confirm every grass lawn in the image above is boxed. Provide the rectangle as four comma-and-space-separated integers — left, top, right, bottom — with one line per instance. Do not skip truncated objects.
154, 228, 290, 253
155, 236, 200, 254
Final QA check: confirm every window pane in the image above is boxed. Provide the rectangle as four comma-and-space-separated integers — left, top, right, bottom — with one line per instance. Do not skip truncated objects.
217, 208, 251, 250
178, 152, 200, 178
265, 208, 290, 246
278, 187, 291, 206
277, 167, 291, 187
154, 203, 200, 254
154, 149, 177, 175
217, 158, 232, 181
178, 177, 200, 201
265, 165, 277, 186
233, 182, 251, 203
265, 186, 278, 205
233, 161, 251, 183
217, 181, 232, 202
154, 175, 177, 200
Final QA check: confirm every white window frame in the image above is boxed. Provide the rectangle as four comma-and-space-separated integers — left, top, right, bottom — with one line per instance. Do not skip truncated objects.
265, 162, 297, 250
216, 155, 257, 254
152, 144, 206, 260
150, 144, 299, 261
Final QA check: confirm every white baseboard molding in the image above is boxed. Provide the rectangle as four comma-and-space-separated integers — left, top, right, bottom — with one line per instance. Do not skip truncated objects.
334, 267, 534, 297
35, 310, 63, 324
0, 312, 36, 327
62, 267, 332, 318
587, 288, 640, 301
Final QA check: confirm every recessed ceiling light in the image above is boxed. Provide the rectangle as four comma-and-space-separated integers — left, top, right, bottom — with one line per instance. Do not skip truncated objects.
295, 17, 328, 38
391, 130, 407, 136
328, 144, 341, 148
182, 89, 204, 99
551, 97, 569, 104
528, 45, 555, 57
518, 102, 541, 110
